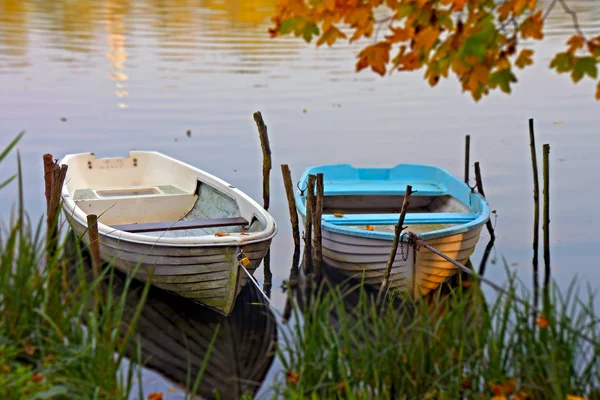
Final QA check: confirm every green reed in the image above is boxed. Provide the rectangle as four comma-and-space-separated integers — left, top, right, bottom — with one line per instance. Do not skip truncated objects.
0, 133, 150, 399
275, 272, 600, 399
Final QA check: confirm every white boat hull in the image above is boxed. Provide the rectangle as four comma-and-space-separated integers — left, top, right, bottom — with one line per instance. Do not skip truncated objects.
320, 225, 483, 298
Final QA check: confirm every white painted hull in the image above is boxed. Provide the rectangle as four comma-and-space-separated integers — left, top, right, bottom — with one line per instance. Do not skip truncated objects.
68, 214, 270, 315
321, 225, 483, 298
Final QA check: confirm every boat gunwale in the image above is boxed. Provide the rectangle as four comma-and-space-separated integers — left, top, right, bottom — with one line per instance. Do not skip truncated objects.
296, 163, 490, 242
60, 151, 277, 247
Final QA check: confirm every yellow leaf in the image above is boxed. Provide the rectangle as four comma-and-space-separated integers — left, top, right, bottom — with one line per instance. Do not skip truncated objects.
466, 65, 490, 91
515, 48, 534, 69
566, 396, 588, 400
414, 26, 438, 52
596, 82, 600, 100
214, 232, 230, 237
317, 25, 347, 46
491, 397, 508, 400
324, 0, 336, 12
333, 212, 344, 217
567, 35, 585, 52
396, 51, 420, 71
527, 0, 537, 9
356, 42, 391, 75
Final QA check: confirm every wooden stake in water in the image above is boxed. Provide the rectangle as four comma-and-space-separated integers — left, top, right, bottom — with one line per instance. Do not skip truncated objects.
474, 161, 495, 240
281, 164, 300, 247
253, 111, 272, 211
302, 174, 316, 274
529, 118, 541, 316
312, 173, 324, 279
464, 135, 470, 184
46, 159, 68, 256
377, 185, 412, 306
543, 144, 551, 292
43, 154, 55, 213
86, 214, 103, 305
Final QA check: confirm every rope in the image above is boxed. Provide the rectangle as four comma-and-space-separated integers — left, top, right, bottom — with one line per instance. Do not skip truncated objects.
240, 264, 283, 319
407, 232, 600, 348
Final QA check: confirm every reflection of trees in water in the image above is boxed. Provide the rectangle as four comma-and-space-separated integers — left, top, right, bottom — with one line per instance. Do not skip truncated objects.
106, 0, 131, 108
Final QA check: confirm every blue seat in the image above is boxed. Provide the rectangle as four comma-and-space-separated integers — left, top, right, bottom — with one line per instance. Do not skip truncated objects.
322, 212, 478, 225
323, 181, 446, 197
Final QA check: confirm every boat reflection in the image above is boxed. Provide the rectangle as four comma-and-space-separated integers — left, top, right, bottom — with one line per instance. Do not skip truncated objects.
65, 232, 278, 400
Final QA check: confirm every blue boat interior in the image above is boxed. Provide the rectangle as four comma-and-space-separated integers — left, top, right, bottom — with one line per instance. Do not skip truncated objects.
296, 164, 490, 239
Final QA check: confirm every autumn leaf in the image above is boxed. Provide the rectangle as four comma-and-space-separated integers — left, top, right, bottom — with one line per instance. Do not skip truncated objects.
567, 35, 585, 52
489, 382, 504, 396
356, 42, 391, 75
497, 2, 512, 22
240, 231, 249, 236
365, 225, 374, 231
521, 10, 544, 40
502, 378, 517, 395
385, 26, 414, 43
214, 232, 230, 237
148, 393, 163, 400
31, 373, 43, 383
490, 68, 517, 93
536, 315, 549, 328
466, 64, 490, 92
23, 340, 35, 356
317, 25, 346, 46
286, 371, 300, 384
515, 49, 534, 69
333, 212, 344, 217
566, 396, 588, 400
414, 26, 438, 52
512, 0, 527, 15
571, 57, 598, 83
550, 52, 574, 73
324, 0, 336, 12
596, 82, 600, 100
514, 391, 531, 400
452, 0, 466, 11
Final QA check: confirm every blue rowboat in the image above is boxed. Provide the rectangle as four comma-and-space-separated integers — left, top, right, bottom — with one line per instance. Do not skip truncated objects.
296, 164, 490, 298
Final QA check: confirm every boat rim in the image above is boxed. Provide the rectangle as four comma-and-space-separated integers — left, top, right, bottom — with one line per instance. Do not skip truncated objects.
295, 163, 490, 241
60, 151, 278, 247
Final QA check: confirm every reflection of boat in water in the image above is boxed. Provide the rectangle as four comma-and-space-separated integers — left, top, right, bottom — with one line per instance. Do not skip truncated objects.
64, 232, 278, 400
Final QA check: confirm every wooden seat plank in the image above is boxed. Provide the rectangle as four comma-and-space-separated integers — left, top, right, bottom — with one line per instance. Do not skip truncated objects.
322, 212, 477, 226
111, 217, 249, 233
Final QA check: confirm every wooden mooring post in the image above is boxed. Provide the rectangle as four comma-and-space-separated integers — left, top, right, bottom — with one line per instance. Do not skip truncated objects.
43, 154, 68, 256
528, 118, 541, 319
543, 144, 551, 296
464, 135, 470, 184
302, 174, 316, 274
253, 111, 272, 211
86, 214, 104, 305
281, 164, 300, 247
312, 173, 324, 279
377, 185, 412, 306
474, 161, 495, 240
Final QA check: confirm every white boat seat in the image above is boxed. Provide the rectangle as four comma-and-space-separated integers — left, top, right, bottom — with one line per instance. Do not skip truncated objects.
322, 212, 478, 225
111, 217, 249, 233
323, 181, 447, 197
73, 185, 197, 226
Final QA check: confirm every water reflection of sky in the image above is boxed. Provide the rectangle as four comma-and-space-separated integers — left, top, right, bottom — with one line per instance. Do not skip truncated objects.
1, 0, 600, 396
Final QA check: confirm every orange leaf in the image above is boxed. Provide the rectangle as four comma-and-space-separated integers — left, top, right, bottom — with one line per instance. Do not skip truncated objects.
317, 25, 347, 46
385, 27, 414, 43
452, 0, 466, 11
31, 373, 43, 383
148, 393, 163, 400
365, 225, 374, 231
414, 26, 438, 52
286, 371, 300, 384
498, 2, 512, 21
336, 381, 346, 393
356, 42, 391, 75
536, 315, 549, 328
23, 340, 35, 356
515, 49, 534, 69
567, 35, 585, 52
514, 391, 531, 400
489, 382, 503, 396
466, 65, 490, 91
566, 396, 588, 400
512, 0, 527, 14
502, 378, 517, 395
596, 82, 600, 100
240, 232, 249, 236
521, 10, 544, 40
396, 51, 420, 71
333, 212, 344, 217
491, 397, 508, 400
324, 0, 336, 12
527, 0, 537, 9
214, 232, 230, 237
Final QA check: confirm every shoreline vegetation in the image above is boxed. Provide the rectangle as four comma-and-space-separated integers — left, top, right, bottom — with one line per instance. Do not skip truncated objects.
1, 129, 599, 400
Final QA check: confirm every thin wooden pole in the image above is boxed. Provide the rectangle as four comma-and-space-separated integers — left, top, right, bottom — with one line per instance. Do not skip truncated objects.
281, 164, 300, 247
253, 112, 272, 211
43, 154, 55, 213
464, 135, 470, 184
474, 161, 495, 240
477, 238, 495, 276
283, 245, 301, 324
377, 185, 412, 305
543, 144, 551, 293
312, 173, 324, 279
47, 163, 68, 256
529, 118, 541, 318
86, 214, 102, 306
302, 175, 316, 274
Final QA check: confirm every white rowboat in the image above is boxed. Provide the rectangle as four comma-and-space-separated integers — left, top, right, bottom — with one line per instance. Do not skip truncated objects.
60, 151, 277, 315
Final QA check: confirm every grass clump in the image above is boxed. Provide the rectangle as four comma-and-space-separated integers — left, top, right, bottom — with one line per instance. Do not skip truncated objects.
276, 273, 600, 399
0, 133, 148, 399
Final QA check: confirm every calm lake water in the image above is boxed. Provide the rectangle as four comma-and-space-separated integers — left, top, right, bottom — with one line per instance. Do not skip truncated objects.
1, 0, 600, 397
